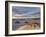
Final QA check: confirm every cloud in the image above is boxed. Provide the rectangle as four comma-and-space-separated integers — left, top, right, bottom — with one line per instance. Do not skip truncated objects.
12, 6, 40, 17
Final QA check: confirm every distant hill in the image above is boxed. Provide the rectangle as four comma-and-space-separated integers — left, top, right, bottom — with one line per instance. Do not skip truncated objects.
12, 12, 40, 18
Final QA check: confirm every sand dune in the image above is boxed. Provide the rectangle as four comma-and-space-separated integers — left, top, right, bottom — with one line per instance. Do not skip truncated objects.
16, 21, 40, 30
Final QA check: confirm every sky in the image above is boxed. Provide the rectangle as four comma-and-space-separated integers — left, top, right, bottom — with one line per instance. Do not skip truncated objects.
12, 6, 40, 16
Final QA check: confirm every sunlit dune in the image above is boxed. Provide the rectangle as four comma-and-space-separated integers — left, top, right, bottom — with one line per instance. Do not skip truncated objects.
16, 20, 40, 30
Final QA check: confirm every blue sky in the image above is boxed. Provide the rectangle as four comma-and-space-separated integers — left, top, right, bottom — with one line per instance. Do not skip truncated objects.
12, 6, 40, 16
